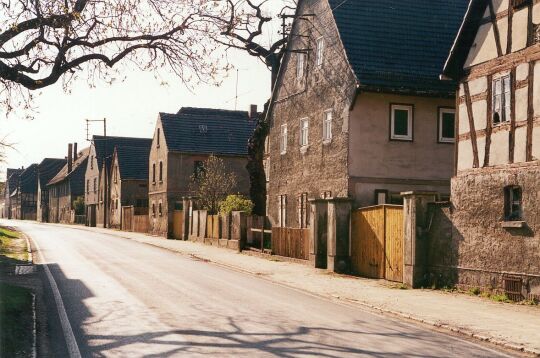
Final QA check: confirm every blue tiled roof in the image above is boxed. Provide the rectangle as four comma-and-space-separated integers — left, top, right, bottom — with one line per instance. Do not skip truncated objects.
160, 107, 256, 156
328, 0, 469, 96
38, 158, 65, 187
115, 145, 151, 180
93, 136, 152, 172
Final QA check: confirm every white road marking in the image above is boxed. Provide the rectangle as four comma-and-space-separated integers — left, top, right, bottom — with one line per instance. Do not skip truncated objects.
30, 236, 82, 358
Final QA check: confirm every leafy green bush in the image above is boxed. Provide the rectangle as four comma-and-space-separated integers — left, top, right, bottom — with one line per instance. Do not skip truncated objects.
73, 196, 85, 215
219, 195, 254, 215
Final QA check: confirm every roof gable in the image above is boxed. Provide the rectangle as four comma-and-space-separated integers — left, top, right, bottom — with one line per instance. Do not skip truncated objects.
159, 107, 256, 156
328, 0, 469, 96
48, 148, 90, 186
443, 0, 489, 79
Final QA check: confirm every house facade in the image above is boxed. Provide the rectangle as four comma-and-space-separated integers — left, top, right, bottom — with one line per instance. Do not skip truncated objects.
48, 144, 89, 224
3, 168, 23, 219
266, 0, 467, 228
13, 164, 38, 220
109, 145, 151, 229
84, 136, 152, 228
442, 0, 540, 294
36, 158, 66, 222
149, 107, 256, 237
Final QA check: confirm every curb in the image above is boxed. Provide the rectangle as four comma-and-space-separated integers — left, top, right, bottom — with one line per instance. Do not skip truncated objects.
32, 222, 540, 356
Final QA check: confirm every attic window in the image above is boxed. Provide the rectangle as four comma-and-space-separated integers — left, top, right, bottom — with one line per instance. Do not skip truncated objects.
512, 0, 530, 10
199, 125, 208, 134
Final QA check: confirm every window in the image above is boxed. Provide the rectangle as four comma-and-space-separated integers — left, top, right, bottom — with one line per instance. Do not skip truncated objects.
315, 37, 324, 66
280, 124, 288, 154
93, 178, 97, 193
512, 0, 530, 10
320, 191, 332, 199
297, 193, 309, 228
86, 179, 89, 194
152, 202, 156, 217
375, 189, 389, 205
90, 155, 94, 169
493, 75, 511, 124
296, 53, 305, 79
113, 165, 118, 183
158, 202, 163, 216
263, 159, 270, 182
193, 161, 204, 179
323, 110, 332, 141
390, 104, 413, 141
438, 108, 456, 143
199, 124, 208, 134
157, 128, 160, 147
152, 163, 156, 183
159, 161, 163, 182
504, 186, 522, 221
278, 194, 287, 227
300, 118, 309, 147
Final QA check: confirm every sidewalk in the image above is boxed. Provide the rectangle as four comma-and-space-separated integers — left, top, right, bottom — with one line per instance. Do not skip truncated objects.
54, 223, 540, 356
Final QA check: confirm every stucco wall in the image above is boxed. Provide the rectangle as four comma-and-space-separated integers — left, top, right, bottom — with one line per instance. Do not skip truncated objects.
348, 92, 454, 207
267, 0, 356, 227
425, 163, 540, 296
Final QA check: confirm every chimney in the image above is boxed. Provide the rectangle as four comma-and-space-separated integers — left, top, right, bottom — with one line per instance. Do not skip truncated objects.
249, 104, 258, 119
73, 142, 78, 161
67, 143, 73, 173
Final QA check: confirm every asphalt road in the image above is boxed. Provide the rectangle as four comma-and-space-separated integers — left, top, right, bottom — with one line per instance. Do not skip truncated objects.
2, 220, 514, 357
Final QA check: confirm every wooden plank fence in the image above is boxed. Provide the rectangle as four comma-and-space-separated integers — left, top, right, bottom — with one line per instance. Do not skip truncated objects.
271, 228, 309, 260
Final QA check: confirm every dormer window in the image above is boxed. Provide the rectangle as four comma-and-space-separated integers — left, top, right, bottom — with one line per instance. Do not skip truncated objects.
493, 75, 511, 125
199, 125, 208, 134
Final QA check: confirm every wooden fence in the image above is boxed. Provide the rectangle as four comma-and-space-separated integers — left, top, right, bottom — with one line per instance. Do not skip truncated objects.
122, 206, 149, 233
271, 228, 310, 260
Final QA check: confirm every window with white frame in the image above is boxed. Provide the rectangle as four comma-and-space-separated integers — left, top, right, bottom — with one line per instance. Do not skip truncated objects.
323, 110, 332, 141
390, 104, 413, 141
300, 118, 309, 147
280, 124, 288, 154
278, 194, 287, 227
296, 52, 305, 79
493, 75, 511, 124
438, 108, 456, 143
316, 37, 324, 66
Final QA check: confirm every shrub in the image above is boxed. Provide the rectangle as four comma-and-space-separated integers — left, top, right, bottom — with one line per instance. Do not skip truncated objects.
73, 196, 85, 215
219, 195, 254, 215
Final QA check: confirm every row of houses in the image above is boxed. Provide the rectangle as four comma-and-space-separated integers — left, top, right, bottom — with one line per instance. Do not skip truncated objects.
1, 0, 538, 297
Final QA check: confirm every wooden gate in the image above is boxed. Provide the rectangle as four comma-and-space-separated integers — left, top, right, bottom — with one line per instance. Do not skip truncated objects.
122, 206, 134, 231
351, 205, 403, 282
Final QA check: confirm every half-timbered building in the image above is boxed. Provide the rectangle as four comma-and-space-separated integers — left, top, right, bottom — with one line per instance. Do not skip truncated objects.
443, 0, 540, 295
36, 158, 66, 222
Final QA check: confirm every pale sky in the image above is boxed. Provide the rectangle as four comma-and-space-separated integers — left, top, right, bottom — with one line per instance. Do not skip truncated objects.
0, 0, 298, 180
0, 49, 271, 179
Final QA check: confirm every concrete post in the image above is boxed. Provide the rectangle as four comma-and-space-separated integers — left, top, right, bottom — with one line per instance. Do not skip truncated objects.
198, 210, 208, 239
231, 211, 247, 251
401, 191, 438, 288
181, 197, 190, 241
327, 198, 353, 273
309, 199, 328, 269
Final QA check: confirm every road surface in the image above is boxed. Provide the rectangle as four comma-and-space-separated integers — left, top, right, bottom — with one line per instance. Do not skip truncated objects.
2, 220, 513, 357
